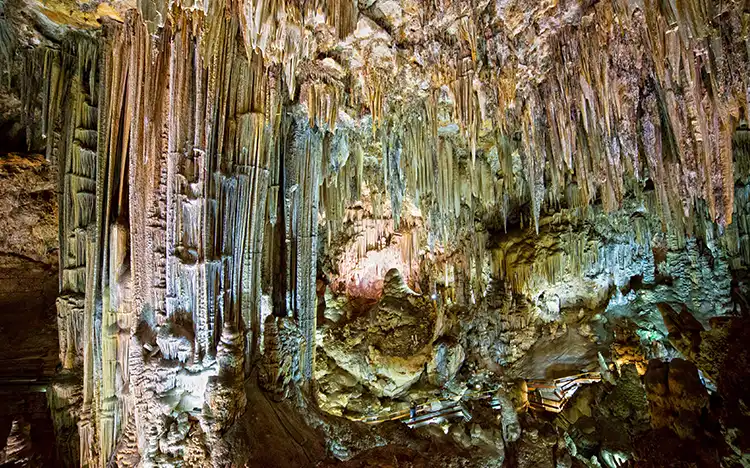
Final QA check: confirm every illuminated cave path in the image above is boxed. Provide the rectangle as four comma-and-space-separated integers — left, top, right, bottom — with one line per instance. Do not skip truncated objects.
353, 372, 603, 425
353, 389, 498, 425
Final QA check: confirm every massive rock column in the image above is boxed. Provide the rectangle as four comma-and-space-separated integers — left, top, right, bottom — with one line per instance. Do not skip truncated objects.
97, 11, 279, 465
29, 6, 322, 464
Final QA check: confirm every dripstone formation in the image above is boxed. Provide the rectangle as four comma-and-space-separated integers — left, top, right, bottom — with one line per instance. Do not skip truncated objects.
1, 0, 750, 466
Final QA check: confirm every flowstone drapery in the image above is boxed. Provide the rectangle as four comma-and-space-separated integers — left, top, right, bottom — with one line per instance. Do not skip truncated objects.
24, 7, 326, 464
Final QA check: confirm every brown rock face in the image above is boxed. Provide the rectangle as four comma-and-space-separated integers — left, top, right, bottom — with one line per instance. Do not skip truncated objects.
697, 317, 750, 452
0, 153, 58, 331
318, 269, 440, 403
0, 153, 59, 381
657, 303, 705, 362
0, 154, 58, 264
0, 153, 59, 465
644, 358, 708, 440
368, 268, 437, 357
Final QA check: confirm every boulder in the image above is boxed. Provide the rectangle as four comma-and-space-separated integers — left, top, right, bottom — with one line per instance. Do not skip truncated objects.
426, 338, 465, 386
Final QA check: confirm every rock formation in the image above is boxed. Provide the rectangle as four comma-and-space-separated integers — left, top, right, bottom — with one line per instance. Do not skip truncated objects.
0, 0, 749, 466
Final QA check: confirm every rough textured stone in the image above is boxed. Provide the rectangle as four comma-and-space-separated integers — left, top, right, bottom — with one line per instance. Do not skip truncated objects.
2, 0, 750, 466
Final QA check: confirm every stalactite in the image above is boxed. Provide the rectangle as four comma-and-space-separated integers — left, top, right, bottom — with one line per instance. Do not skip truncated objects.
384, 124, 404, 228
325, 0, 358, 40
451, 55, 478, 165
286, 116, 322, 380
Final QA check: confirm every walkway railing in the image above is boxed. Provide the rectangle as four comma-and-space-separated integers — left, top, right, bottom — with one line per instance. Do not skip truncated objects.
349, 371, 603, 427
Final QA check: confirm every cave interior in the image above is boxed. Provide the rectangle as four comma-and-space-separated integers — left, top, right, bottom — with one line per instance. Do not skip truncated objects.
1, 0, 750, 466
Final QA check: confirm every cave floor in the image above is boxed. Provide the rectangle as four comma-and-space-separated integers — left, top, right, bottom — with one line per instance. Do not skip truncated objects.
241, 380, 328, 467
